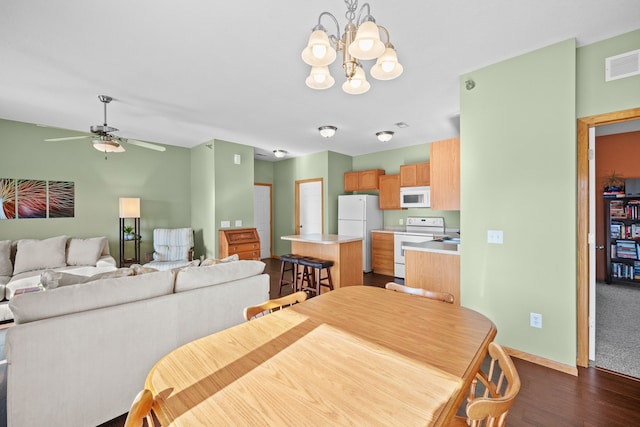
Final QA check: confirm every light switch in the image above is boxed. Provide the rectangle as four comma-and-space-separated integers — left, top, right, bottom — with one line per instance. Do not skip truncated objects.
221, 220, 230, 228
487, 230, 503, 244
235, 220, 243, 227
234, 154, 241, 165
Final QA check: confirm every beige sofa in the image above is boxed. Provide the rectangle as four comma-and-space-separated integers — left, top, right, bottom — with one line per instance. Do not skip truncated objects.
5, 260, 270, 427
0, 236, 117, 322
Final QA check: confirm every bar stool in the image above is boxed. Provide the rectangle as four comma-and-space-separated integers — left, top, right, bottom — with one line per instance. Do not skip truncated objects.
277, 254, 303, 296
298, 257, 334, 297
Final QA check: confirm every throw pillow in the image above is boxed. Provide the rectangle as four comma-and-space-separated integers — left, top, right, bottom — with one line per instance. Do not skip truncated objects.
0, 240, 12, 276
200, 254, 239, 266
40, 268, 134, 289
66, 237, 108, 266
13, 236, 68, 275
129, 264, 159, 275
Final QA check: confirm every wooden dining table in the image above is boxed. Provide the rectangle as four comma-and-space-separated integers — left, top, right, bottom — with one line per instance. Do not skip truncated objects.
145, 286, 496, 426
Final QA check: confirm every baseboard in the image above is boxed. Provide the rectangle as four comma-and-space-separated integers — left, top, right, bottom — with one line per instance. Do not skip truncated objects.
503, 346, 578, 376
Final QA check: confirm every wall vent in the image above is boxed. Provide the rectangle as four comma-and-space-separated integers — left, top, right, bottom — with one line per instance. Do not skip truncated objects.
605, 49, 640, 82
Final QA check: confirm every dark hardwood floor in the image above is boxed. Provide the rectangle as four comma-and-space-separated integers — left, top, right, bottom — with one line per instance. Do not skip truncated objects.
100, 258, 640, 426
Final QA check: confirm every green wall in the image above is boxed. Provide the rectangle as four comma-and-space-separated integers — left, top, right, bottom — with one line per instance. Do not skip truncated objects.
0, 119, 191, 262
461, 39, 577, 365
190, 139, 256, 258
577, 29, 640, 118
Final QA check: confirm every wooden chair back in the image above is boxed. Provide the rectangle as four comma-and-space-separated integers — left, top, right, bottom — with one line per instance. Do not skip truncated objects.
124, 389, 156, 427
462, 342, 521, 427
244, 290, 308, 321
385, 282, 454, 304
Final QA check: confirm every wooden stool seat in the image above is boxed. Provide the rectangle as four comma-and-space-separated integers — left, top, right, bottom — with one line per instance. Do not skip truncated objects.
298, 257, 334, 297
278, 254, 304, 295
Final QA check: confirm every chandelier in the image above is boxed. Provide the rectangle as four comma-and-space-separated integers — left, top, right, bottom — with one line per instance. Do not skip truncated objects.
301, 0, 403, 95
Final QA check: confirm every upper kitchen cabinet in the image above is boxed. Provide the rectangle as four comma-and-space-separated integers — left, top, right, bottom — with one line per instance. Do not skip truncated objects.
379, 174, 401, 210
344, 169, 385, 192
430, 138, 460, 210
400, 162, 430, 187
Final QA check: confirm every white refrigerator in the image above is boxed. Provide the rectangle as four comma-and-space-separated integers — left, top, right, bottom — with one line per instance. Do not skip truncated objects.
338, 194, 383, 273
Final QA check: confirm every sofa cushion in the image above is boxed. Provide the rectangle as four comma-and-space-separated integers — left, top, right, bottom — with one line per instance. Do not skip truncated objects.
39, 268, 134, 290
66, 237, 108, 266
12, 236, 68, 275
0, 240, 12, 276
9, 270, 175, 324
174, 260, 265, 293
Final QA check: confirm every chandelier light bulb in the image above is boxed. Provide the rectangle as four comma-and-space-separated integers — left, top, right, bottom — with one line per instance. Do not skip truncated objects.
358, 39, 374, 52
305, 66, 335, 90
381, 60, 395, 73
301, 29, 337, 66
312, 44, 327, 59
342, 66, 370, 94
370, 46, 403, 81
348, 20, 385, 60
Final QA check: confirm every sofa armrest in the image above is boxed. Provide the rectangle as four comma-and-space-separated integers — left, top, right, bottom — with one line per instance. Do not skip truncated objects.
96, 255, 117, 268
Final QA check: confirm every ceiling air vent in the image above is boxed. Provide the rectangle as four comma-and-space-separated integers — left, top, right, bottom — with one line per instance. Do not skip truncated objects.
605, 49, 640, 82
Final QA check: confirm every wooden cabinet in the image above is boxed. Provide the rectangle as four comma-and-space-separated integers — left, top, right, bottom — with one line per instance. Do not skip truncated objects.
405, 250, 460, 305
219, 228, 261, 260
430, 138, 460, 210
378, 174, 401, 210
371, 232, 394, 276
400, 162, 430, 187
344, 169, 385, 192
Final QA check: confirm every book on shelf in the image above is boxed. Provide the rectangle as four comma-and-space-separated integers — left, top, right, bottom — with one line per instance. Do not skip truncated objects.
635, 261, 640, 280
615, 240, 639, 260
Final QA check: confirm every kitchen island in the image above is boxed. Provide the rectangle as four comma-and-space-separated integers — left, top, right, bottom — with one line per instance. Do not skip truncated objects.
281, 234, 363, 289
403, 237, 460, 304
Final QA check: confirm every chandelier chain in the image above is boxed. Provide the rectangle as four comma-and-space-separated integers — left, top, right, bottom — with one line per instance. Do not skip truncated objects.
344, 0, 358, 22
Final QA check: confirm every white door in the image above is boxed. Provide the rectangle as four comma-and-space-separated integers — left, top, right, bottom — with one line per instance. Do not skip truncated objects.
253, 184, 271, 259
298, 180, 322, 235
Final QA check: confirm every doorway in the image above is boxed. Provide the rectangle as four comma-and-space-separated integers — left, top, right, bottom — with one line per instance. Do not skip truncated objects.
295, 179, 323, 235
577, 107, 640, 367
254, 183, 272, 259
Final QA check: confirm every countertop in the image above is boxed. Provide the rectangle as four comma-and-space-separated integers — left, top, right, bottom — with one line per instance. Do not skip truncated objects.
402, 239, 460, 255
281, 234, 363, 244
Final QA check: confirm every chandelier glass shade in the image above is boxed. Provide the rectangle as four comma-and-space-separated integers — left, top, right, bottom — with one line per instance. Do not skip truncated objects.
301, 0, 403, 95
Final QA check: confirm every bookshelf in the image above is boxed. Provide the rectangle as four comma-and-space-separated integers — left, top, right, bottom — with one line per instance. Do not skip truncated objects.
604, 195, 640, 285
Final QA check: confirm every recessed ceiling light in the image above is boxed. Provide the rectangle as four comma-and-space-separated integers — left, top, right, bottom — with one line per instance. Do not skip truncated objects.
394, 122, 409, 128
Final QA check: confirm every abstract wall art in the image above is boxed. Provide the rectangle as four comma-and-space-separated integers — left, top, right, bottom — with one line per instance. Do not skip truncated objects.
0, 178, 75, 219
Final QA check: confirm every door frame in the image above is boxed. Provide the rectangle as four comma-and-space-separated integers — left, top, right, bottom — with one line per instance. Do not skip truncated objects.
576, 107, 640, 367
254, 182, 273, 258
295, 178, 324, 235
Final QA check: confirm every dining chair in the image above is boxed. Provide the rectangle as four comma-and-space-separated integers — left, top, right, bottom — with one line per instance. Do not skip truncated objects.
244, 290, 308, 320
124, 389, 156, 427
449, 342, 521, 427
385, 282, 455, 304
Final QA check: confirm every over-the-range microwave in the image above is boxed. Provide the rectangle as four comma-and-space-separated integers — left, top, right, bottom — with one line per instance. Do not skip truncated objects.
400, 186, 430, 208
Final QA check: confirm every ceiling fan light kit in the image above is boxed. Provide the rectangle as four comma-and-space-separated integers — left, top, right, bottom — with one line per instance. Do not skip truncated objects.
302, 0, 403, 95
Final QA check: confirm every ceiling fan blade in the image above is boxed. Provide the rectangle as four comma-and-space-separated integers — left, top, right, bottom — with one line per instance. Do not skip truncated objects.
45, 136, 91, 142
121, 138, 166, 152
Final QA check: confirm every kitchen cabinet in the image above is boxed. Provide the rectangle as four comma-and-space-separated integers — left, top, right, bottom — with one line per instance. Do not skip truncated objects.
400, 162, 430, 187
344, 169, 385, 192
405, 249, 460, 305
219, 228, 261, 260
371, 231, 394, 276
430, 137, 460, 210
378, 174, 401, 210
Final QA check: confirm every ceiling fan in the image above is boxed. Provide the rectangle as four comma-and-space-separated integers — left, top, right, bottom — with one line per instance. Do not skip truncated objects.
44, 95, 166, 154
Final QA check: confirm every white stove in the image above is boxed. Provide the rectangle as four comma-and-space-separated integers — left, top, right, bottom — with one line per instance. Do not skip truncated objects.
394, 217, 445, 279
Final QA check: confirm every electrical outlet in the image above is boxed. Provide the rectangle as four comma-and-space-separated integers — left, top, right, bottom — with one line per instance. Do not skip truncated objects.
487, 230, 503, 244
399, 218, 403, 225
235, 219, 243, 227
530, 312, 542, 328
221, 220, 230, 228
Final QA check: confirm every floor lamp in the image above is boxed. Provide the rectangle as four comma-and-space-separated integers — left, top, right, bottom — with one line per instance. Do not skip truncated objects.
119, 197, 140, 267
